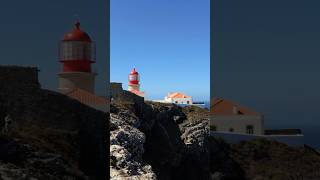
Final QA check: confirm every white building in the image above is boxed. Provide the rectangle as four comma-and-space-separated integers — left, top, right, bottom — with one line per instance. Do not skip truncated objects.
164, 92, 193, 105
210, 98, 304, 146
210, 99, 264, 135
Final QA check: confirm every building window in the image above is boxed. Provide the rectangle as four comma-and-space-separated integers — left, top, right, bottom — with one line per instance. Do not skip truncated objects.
187, 101, 190, 104
210, 125, 217, 131
246, 125, 254, 134
175, 101, 178, 103
229, 128, 234, 132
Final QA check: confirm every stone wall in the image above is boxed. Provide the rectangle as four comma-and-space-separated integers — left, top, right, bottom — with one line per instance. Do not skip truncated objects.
0, 66, 40, 90
110, 82, 123, 99
112, 89, 144, 110
110, 82, 144, 106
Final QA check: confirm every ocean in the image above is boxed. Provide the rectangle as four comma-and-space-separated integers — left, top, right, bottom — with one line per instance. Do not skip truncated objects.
204, 101, 210, 109
189, 101, 210, 109
293, 125, 320, 150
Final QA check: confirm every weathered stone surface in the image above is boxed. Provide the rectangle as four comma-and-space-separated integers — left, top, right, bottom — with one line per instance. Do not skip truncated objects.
110, 91, 211, 180
110, 84, 320, 180
110, 113, 156, 180
181, 119, 209, 146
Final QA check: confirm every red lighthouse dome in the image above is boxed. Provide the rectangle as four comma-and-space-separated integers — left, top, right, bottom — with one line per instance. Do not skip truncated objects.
130, 68, 139, 75
59, 21, 96, 73
63, 21, 92, 42
129, 68, 140, 85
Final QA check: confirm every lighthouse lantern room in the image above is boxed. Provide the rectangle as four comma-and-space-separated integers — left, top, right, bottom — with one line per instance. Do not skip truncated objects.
129, 68, 140, 84
128, 68, 140, 91
58, 21, 97, 93
128, 68, 145, 98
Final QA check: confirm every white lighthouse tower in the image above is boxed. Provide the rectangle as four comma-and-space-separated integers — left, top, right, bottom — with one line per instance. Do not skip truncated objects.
128, 68, 145, 98
58, 21, 96, 94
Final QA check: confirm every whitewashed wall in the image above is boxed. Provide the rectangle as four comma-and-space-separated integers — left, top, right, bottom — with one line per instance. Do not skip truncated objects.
165, 97, 193, 104
210, 115, 264, 135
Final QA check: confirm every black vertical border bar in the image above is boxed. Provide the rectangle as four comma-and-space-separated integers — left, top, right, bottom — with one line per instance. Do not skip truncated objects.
106, 0, 110, 178
106, 1, 110, 98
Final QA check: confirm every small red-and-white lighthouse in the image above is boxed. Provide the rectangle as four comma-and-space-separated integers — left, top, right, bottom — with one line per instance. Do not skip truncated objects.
128, 68, 140, 91
128, 68, 145, 98
57, 21, 96, 93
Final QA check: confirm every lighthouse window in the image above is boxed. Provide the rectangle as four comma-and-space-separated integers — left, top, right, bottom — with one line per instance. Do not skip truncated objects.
60, 42, 94, 61
84, 44, 92, 59
129, 76, 137, 81
210, 126, 217, 131
246, 125, 254, 134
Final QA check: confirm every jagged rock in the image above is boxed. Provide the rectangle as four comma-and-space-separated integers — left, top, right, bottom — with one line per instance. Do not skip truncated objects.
110, 125, 145, 160
181, 119, 209, 146
110, 145, 131, 168
110, 90, 320, 180
210, 172, 224, 180
110, 92, 211, 180
110, 111, 156, 180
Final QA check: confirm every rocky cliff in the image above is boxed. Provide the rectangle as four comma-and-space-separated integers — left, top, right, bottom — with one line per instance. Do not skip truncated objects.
110, 90, 320, 180
110, 91, 211, 180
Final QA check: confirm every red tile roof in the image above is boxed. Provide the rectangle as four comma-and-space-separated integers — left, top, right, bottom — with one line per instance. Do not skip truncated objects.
211, 98, 260, 115
129, 89, 145, 97
65, 88, 107, 105
167, 92, 191, 99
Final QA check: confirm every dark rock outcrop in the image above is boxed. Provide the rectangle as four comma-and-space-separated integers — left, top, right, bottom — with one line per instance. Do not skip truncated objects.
110, 92, 320, 180
227, 138, 320, 180
110, 87, 320, 180
0, 65, 107, 179
0, 135, 88, 179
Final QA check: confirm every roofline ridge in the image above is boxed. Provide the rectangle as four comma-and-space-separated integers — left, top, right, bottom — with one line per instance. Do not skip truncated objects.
65, 88, 78, 95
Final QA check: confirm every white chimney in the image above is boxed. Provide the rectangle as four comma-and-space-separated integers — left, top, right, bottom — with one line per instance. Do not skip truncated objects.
232, 106, 238, 114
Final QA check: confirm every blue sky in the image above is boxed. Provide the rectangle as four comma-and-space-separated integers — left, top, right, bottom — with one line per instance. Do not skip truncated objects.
213, 0, 320, 148
110, 0, 210, 101
213, 0, 320, 127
